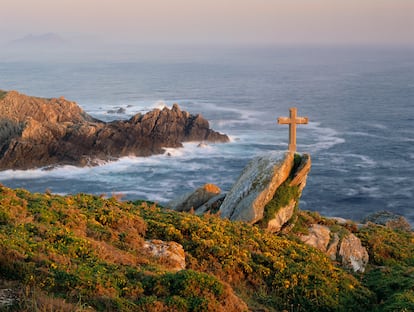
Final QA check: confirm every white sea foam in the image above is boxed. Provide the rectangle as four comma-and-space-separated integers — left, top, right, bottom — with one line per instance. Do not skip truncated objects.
301, 122, 345, 152
367, 123, 388, 130
344, 131, 383, 139
321, 152, 377, 168
151, 100, 168, 110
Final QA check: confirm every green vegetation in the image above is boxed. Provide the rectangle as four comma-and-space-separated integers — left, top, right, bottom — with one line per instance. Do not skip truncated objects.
259, 153, 302, 229
357, 225, 414, 311
0, 184, 413, 311
140, 202, 373, 311
260, 181, 299, 226
0, 89, 7, 100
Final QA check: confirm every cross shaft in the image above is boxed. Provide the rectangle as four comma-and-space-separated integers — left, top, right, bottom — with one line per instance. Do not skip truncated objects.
277, 107, 308, 152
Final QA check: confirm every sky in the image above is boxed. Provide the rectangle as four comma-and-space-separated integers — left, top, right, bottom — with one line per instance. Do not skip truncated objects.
0, 0, 413, 46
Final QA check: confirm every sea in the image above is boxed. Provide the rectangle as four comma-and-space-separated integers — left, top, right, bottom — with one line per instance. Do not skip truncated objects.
0, 45, 413, 225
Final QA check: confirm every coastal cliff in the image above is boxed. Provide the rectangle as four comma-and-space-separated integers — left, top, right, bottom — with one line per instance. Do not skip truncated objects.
0, 90, 229, 170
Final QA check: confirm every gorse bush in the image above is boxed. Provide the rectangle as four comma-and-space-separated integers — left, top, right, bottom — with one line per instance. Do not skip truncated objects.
356, 225, 414, 311
0, 184, 412, 311
0, 186, 244, 311
140, 202, 373, 311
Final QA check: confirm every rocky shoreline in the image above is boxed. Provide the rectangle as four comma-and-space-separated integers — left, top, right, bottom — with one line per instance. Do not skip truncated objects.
0, 90, 229, 170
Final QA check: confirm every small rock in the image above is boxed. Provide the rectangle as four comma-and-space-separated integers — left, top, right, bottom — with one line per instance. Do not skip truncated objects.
168, 184, 221, 212
195, 193, 226, 215
197, 142, 208, 148
143, 239, 186, 271
298, 224, 331, 252
298, 224, 368, 272
338, 233, 369, 273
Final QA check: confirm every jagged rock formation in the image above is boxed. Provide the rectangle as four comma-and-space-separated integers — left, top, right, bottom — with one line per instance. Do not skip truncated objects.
0, 90, 229, 169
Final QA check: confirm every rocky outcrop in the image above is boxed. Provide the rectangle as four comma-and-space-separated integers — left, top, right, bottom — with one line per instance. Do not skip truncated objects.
219, 152, 295, 223
168, 183, 222, 212
338, 233, 369, 273
0, 91, 229, 169
218, 152, 311, 234
143, 239, 186, 271
362, 210, 412, 231
264, 154, 311, 233
299, 224, 332, 254
299, 224, 369, 272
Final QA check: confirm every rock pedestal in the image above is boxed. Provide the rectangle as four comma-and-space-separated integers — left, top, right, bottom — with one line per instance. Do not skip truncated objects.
219, 151, 295, 224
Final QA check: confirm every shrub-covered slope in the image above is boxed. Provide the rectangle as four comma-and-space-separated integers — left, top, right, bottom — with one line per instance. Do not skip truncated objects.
0, 185, 412, 311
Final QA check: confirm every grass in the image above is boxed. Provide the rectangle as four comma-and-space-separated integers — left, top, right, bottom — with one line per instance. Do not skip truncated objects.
0, 90, 7, 100
0, 184, 413, 311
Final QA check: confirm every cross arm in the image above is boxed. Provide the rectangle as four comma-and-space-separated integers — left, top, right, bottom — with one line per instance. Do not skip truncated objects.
278, 117, 291, 124
296, 117, 309, 124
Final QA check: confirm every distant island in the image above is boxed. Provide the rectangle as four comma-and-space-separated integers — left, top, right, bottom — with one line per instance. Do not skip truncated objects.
0, 90, 229, 170
8, 33, 67, 47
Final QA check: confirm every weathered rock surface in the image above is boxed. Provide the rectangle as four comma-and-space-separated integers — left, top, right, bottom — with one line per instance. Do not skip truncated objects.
299, 224, 369, 272
194, 193, 226, 215
219, 151, 295, 223
218, 151, 311, 235
362, 210, 412, 231
299, 224, 332, 253
289, 153, 311, 191
338, 233, 369, 273
0, 90, 229, 170
143, 239, 186, 271
264, 153, 311, 233
266, 200, 296, 233
168, 183, 222, 212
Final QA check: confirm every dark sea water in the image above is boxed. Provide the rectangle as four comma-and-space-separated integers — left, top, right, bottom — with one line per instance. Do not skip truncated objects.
0, 45, 413, 224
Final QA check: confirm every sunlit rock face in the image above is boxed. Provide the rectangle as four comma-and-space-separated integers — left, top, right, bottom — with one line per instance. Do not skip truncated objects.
167, 183, 222, 213
0, 91, 229, 170
219, 151, 295, 224
299, 225, 369, 273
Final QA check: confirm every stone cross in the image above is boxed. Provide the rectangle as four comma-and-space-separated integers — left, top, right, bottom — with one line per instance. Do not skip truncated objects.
277, 107, 308, 152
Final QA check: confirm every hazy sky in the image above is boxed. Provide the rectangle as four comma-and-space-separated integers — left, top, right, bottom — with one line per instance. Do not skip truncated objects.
1, 0, 413, 46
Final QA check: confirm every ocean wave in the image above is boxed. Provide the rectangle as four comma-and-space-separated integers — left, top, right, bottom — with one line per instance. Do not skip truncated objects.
301, 122, 346, 152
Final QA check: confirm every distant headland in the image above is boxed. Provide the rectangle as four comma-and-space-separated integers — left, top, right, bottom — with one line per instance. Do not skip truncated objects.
0, 90, 229, 170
